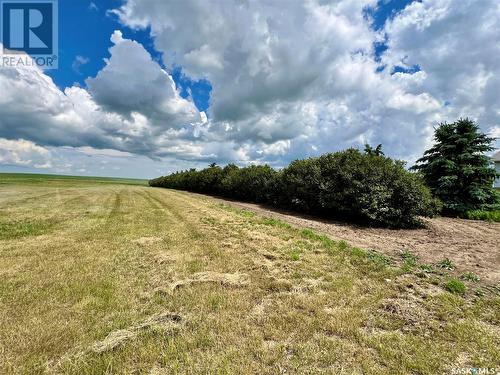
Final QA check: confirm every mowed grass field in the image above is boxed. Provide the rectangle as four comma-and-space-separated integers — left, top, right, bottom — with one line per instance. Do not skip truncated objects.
0, 174, 498, 374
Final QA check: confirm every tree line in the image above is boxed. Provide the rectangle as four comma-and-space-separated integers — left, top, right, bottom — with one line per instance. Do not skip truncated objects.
150, 118, 499, 228
149, 149, 440, 228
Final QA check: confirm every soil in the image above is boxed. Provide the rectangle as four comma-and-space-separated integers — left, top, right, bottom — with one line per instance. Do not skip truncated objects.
212, 197, 500, 284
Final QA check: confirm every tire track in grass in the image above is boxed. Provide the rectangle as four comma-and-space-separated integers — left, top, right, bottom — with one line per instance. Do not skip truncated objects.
149, 188, 263, 252
133, 189, 180, 230
149, 188, 270, 271
81, 187, 129, 236
152, 188, 236, 224
142, 189, 204, 239
105, 188, 124, 226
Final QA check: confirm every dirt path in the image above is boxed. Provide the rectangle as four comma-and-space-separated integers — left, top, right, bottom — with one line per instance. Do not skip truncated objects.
208, 196, 500, 284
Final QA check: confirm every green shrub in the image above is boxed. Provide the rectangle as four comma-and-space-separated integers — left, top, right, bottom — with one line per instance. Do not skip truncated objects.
220, 165, 278, 203
313, 150, 440, 227
444, 279, 466, 295
278, 158, 322, 212
278, 149, 440, 227
150, 164, 278, 203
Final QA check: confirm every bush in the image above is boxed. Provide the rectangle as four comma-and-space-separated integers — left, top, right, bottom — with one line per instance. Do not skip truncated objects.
150, 164, 278, 204
220, 165, 278, 203
279, 149, 440, 227
316, 150, 440, 227
278, 158, 322, 211
149, 149, 440, 228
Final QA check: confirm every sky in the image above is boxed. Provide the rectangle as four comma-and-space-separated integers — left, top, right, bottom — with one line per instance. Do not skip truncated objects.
0, 0, 499, 179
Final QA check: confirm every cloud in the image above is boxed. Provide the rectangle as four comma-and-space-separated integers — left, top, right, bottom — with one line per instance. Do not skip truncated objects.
111, 0, 499, 165
0, 138, 52, 168
86, 30, 200, 129
381, 0, 500, 148
0, 32, 206, 161
112, 0, 443, 162
1, 0, 499, 177
72, 55, 90, 74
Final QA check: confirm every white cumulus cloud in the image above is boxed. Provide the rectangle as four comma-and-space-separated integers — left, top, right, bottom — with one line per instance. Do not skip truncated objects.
1, 0, 499, 177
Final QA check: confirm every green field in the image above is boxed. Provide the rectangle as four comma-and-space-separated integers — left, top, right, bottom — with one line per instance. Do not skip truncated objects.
0, 173, 147, 187
0, 174, 498, 374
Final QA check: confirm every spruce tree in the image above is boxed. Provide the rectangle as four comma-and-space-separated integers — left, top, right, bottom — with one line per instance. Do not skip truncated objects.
412, 118, 498, 215
364, 144, 384, 156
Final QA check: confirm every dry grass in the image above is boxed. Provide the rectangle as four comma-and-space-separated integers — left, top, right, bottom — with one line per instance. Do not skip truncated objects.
218, 198, 500, 283
0, 174, 499, 374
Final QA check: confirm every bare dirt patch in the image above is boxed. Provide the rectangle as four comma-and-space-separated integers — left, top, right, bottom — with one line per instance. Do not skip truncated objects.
132, 236, 163, 246
212, 198, 500, 283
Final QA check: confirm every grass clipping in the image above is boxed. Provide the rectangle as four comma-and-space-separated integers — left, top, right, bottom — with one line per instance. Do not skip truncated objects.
168, 272, 250, 294
91, 312, 183, 353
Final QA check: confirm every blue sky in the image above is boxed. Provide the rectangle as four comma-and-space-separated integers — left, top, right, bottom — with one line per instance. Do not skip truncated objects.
0, 0, 498, 178
48, 0, 212, 112
366, 0, 417, 30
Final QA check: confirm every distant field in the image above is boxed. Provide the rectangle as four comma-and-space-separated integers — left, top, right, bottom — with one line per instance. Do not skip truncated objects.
0, 173, 147, 186
0, 174, 498, 374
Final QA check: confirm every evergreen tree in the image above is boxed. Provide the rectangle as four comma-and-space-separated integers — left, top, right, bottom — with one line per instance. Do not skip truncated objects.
412, 118, 498, 214
364, 144, 384, 156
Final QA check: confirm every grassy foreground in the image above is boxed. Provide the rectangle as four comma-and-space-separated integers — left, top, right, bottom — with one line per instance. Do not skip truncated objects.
0, 174, 498, 374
